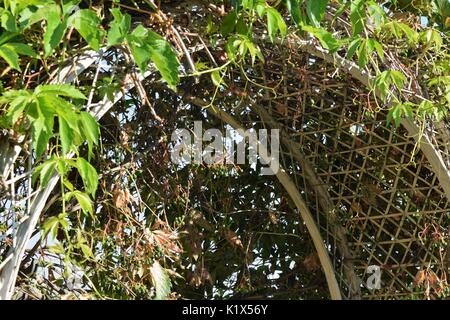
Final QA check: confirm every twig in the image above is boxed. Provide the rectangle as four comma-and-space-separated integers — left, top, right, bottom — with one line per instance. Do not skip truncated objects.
0, 254, 13, 272
123, 47, 164, 123
171, 26, 198, 74
86, 53, 104, 111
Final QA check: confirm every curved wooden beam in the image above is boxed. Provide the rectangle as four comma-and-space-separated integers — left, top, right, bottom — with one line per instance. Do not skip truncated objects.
288, 37, 450, 202
251, 102, 362, 299
186, 97, 342, 300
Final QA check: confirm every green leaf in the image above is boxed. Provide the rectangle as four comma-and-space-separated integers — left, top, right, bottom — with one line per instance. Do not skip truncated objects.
332, 0, 350, 23
350, 0, 365, 36
97, 76, 120, 101
398, 22, 418, 44
71, 190, 94, 218
285, 0, 303, 26
127, 34, 150, 73
34, 158, 57, 187
211, 70, 224, 87
79, 111, 99, 159
245, 38, 263, 65
76, 157, 98, 197
36, 84, 87, 100
420, 29, 442, 51
58, 212, 69, 231
417, 100, 439, 119
206, 15, 217, 34
59, 116, 73, 155
346, 38, 361, 59
30, 101, 54, 158
356, 38, 384, 67
232, 0, 242, 11
236, 16, 248, 35
383, 21, 418, 44
372, 70, 406, 100
256, 3, 266, 17
194, 61, 209, 71
5, 43, 37, 58
367, 1, 386, 28
150, 261, 172, 300
69, 9, 103, 51
48, 243, 65, 254
220, 11, 237, 36
390, 70, 407, 92
432, 0, 450, 17
0, 88, 31, 103
241, 0, 254, 11
42, 216, 60, 240
0, 42, 37, 71
56, 157, 73, 176
64, 179, 74, 192
130, 23, 147, 38
266, 7, 287, 42
80, 243, 94, 258
107, 8, 131, 46
306, 0, 328, 27
357, 41, 368, 68
127, 27, 179, 88
23, 3, 57, 28
79, 111, 99, 144
62, 1, 82, 16
373, 70, 390, 97
43, 9, 67, 57
146, 31, 180, 89
0, 45, 19, 70
32, 121, 52, 158
370, 39, 384, 60
0, 31, 16, 46
4, 92, 30, 124
302, 25, 341, 52
42, 95, 80, 138
1, 11, 17, 32
387, 102, 414, 128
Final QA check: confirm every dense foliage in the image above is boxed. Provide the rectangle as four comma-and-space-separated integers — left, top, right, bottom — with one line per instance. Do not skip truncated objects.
0, 0, 448, 299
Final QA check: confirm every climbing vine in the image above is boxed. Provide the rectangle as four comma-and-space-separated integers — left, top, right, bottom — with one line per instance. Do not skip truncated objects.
0, 0, 448, 300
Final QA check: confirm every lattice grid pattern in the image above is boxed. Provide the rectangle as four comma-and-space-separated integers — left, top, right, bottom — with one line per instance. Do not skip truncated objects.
201, 42, 450, 299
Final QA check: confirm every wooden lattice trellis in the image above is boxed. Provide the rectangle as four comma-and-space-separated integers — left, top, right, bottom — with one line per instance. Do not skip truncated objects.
196, 39, 450, 299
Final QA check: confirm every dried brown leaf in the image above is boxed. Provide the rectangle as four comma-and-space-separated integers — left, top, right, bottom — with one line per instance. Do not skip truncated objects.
414, 269, 426, 287
112, 186, 131, 209
303, 252, 321, 272
224, 229, 243, 249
